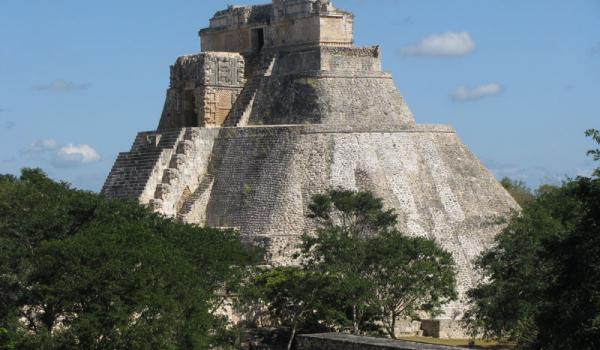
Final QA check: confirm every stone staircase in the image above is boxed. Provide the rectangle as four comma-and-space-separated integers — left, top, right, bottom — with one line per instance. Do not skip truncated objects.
149, 128, 198, 215
102, 129, 185, 201
224, 53, 277, 127
177, 171, 215, 221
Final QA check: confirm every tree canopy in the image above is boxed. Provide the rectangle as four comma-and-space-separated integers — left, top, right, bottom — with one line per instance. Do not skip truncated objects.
466, 129, 600, 350
500, 178, 535, 207
238, 267, 342, 350
0, 169, 260, 350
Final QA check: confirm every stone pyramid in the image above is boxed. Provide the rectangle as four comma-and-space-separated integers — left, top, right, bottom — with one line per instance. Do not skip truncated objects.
103, 0, 518, 337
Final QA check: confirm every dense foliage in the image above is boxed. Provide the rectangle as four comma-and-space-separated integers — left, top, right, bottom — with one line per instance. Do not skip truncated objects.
239, 267, 342, 350
0, 169, 259, 350
500, 178, 535, 207
240, 189, 457, 346
301, 190, 457, 337
466, 130, 600, 350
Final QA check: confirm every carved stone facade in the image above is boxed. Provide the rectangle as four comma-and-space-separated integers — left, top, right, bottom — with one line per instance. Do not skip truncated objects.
158, 53, 245, 129
103, 0, 518, 338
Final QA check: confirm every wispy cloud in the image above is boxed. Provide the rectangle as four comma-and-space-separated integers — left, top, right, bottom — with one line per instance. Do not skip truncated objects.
450, 83, 503, 102
25, 139, 60, 154
21, 138, 101, 168
32, 80, 90, 93
401, 31, 475, 57
53, 144, 101, 168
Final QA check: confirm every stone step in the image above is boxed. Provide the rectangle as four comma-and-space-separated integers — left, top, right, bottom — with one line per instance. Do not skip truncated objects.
102, 147, 170, 200
177, 173, 216, 219
224, 54, 276, 127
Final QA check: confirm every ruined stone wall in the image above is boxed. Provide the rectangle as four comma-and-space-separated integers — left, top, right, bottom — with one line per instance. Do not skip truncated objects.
157, 53, 245, 130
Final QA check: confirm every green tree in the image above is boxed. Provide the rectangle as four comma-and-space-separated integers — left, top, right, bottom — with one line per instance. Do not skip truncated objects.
534, 175, 600, 349
466, 130, 600, 349
299, 189, 457, 338
367, 231, 457, 338
300, 190, 397, 334
0, 169, 259, 349
464, 184, 578, 344
500, 177, 535, 207
586, 128, 600, 176
239, 267, 342, 350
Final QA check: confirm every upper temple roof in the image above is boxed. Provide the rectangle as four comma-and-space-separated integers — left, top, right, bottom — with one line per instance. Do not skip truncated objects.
200, 0, 354, 53
205, 0, 352, 30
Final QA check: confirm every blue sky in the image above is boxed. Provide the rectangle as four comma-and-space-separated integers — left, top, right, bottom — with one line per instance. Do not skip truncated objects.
1, 0, 598, 191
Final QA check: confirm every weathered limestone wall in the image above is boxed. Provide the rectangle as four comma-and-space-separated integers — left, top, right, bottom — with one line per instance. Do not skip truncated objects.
319, 15, 353, 46
102, 125, 515, 320
157, 46, 393, 129
200, 28, 255, 54
266, 46, 381, 75
247, 73, 414, 126
231, 47, 413, 127
208, 4, 273, 29
269, 16, 322, 49
157, 53, 245, 130
105, 124, 517, 320
320, 46, 381, 72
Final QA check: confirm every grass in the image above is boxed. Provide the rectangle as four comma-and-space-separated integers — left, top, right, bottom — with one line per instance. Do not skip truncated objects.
399, 336, 514, 349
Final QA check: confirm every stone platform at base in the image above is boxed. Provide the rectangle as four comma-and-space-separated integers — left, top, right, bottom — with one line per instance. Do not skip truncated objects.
296, 333, 478, 350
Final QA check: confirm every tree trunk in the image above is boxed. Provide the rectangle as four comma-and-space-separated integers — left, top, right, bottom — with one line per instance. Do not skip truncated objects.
390, 312, 397, 339
353, 304, 359, 334
287, 323, 297, 350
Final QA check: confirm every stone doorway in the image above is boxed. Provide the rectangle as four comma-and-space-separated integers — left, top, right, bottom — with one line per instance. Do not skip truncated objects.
251, 28, 265, 52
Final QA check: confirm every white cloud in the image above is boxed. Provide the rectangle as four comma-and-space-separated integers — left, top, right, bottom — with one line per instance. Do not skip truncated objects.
53, 144, 101, 167
401, 31, 475, 57
28, 139, 59, 153
33, 80, 90, 93
20, 139, 101, 168
451, 83, 503, 101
